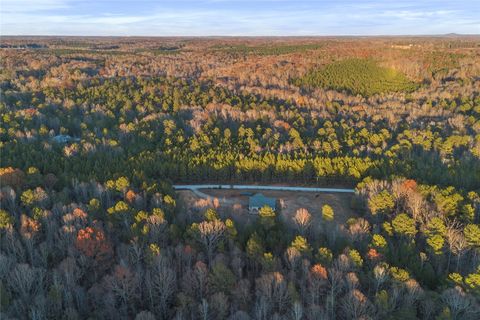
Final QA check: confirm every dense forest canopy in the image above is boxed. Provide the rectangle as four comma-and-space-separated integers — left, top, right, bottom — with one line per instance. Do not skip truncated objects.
0, 36, 479, 320
292, 58, 418, 96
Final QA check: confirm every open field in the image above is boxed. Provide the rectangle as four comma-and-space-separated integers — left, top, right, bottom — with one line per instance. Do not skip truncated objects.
177, 188, 356, 231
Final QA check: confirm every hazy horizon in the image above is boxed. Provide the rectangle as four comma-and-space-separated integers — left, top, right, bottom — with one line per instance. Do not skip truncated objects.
2, 34, 480, 38
1, 0, 479, 36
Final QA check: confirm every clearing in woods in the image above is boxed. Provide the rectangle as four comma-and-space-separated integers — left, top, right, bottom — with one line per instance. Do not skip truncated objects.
177, 189, 356, 232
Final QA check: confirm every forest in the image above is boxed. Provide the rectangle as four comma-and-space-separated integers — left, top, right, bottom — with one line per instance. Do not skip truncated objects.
0, 36, 479, 319
292, 58, 417, 96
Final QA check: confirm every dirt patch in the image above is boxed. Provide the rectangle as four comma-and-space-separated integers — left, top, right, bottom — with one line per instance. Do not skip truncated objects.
176, 189, 356, 230
177, 190, 254, 225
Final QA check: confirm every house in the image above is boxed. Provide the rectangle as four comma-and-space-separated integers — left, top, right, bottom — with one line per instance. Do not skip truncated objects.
51, 135, 80, 144
248, 193, 276, 214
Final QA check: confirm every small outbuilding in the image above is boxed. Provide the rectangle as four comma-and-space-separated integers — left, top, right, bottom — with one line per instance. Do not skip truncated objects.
248, 193, 276, 214
51, 135, 80, 144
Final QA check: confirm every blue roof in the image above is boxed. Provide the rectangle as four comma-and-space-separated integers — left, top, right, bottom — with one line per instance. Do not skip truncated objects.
51, 135, 80, 143
249, 193, 276, 209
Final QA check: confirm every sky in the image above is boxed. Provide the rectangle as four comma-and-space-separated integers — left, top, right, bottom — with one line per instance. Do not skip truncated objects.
1, 0, 479, 36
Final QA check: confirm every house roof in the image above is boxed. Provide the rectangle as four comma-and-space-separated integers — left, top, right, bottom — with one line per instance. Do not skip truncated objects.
249, 193, 276, 209
52, 135, 79, 143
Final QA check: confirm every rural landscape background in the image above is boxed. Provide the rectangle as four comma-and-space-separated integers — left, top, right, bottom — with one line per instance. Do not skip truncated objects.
1, 34, 479, 320
1, 1, 480, 317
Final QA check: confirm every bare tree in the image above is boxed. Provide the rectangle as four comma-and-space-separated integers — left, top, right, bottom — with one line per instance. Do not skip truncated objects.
285, 247, 301, 271
232, 278, 252, 311
7, 263, 45, 316
135, 310, 156, 320
291, 301, 303, 320
196, 220, 226, 265
345, 272, 360, 291
254, 296, 270, 320
199, 298, 210, 320
307, 264, 328, 307
373, 264, 389, 295
0, 186, 17, 212
406, 190, 428, 222
347, 218, 370, 244
0, 253, 14, 280
441, 286, 479, 320
3, 228, 26, 261
8, 263, 45, 303
210, 292, 229, 320
404, 279, 424, 306
146, 212, 168, 244
182, 261, 209, 301
341, 289, 373, 320
145, 256, 177, 319
294, 208, 312, 236
326, 267, 344, 319
446, 226, 468, 272
104, 264, 140, 315
229, 310, 251, 320
57, 256, 83, 288
256, 272, 290, 315
128, 238, 144, 267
